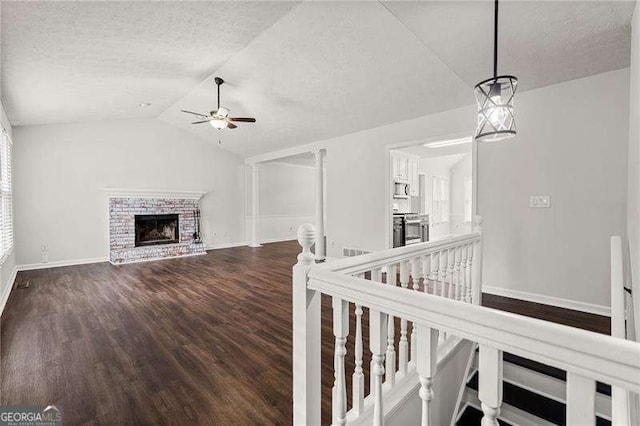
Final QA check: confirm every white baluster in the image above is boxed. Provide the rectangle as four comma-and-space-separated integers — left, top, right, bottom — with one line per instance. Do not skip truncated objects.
429, 252, 439, 295
422, 254, 432, 294
385, 266, 396, 386
438, 251, 448, 342
370, 309, 388, 426
479, 345, 503, 426
370, 268, 382, 393
567, 372, 596, 426
454, 247, 462, 300
460, 244, 468, 303
410, 257, 421, 362
332, 297, 349, 426
472, 216, 483, 305
352, 303, 364, 416
439, 250, 447, 298
417, 327, 439, 426
399, 261, 409, 375
466, 243, 474, 303
447, 247, 455, 300
292, 224, 321, 425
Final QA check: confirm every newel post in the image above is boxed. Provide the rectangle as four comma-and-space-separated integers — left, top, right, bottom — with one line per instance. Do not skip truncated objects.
472, 215, 483, 305
293, 223, 322, 425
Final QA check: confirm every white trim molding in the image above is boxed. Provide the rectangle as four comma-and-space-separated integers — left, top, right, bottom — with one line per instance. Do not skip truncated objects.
18, 257, 109, 271
483, 285, 611, 317
0, 265, 18, 317
100, 188, 207, 200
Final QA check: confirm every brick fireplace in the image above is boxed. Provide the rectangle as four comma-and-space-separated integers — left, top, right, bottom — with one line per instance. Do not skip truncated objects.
105, 189, 206, 264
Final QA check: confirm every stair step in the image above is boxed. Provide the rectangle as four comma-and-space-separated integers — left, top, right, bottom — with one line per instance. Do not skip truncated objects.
467, 371, 611, 425
503, 352, 612, 396
474, 348, 612, 396
456, 405, 513, 426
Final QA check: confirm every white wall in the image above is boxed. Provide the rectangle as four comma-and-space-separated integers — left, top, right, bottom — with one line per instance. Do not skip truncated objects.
628, 2, 640, 328
254, 68, 630, 313
246, 161, 315, 242
450, 153, 472, 235
13, 119, 245, 265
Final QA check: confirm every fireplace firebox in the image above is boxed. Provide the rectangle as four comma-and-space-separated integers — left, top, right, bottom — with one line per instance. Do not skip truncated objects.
135, 214, 179, 247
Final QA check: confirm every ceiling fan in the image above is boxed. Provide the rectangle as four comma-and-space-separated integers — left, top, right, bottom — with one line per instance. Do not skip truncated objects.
181, 77, 256, 130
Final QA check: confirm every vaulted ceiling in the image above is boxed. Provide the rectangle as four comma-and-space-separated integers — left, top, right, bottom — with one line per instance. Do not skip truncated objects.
2, 1, 635, 157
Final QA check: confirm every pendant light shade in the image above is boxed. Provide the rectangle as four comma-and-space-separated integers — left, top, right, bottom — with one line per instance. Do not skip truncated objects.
475, 0, 517, 142
474, 75, 517, 141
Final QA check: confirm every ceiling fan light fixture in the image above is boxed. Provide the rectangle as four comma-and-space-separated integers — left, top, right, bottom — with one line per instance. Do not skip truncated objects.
210, 119, 228, 130
216, 106, 230, 118
474, 0, 518, 142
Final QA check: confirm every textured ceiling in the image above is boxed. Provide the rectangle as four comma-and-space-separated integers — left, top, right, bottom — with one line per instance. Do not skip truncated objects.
382, 0, 635, 93
1, 1, 636, 157
1, 1, 298, 125
159, 1, 472, 156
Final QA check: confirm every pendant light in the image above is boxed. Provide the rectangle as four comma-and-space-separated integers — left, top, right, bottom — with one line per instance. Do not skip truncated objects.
474, 0, 517, 142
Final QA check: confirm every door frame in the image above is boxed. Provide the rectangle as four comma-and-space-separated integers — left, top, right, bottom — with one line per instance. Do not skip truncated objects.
384, 132, 478, 249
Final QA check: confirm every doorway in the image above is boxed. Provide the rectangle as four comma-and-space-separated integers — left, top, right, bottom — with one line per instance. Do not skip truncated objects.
387, 136, 475, 247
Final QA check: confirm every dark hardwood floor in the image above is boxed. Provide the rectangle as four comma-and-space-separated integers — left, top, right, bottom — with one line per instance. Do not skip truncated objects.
1, 241, 610, 425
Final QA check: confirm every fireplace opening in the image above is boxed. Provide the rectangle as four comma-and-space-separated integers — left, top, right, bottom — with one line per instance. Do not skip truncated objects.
135, 214, 179, 247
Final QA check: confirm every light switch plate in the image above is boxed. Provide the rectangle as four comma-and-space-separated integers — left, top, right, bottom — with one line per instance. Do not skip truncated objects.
530, 195, 551, 208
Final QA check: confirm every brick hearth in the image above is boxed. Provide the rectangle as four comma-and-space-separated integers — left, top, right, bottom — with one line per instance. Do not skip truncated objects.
109, 197, 205, 264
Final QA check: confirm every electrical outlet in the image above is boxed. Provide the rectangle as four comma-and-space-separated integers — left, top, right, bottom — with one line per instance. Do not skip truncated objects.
530, 195, 551, 208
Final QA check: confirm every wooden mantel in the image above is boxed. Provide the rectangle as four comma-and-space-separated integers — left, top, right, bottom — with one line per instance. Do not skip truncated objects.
99, 188, 207, 200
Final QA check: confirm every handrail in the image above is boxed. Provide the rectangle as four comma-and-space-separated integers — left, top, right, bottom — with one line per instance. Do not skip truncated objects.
316, 232, 481, 276
308, 268, 640, 393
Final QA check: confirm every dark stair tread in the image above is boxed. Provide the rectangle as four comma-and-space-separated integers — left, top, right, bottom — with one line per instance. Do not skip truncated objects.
456, 406, 513, 426
474, 348, 612, 396
467, 372, 612, 426
503, 352, 611, 396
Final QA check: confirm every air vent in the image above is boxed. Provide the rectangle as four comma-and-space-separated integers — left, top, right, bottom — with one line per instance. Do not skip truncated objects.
342, 247, 371, 257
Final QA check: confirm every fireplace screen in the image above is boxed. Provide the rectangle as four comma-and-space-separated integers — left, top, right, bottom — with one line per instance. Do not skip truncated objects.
135, 214, 179, 247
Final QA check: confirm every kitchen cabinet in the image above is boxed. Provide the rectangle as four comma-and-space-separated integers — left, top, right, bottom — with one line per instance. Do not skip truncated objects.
408, 158, 418, 196
391, 151, 419, 195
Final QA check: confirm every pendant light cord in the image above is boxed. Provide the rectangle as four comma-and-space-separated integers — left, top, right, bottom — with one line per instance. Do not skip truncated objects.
493, 0, 499, 78
217, 83, 220, 110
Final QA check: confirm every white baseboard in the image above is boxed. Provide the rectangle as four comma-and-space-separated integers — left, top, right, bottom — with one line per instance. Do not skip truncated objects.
206, 237, 296, 251
18, 257, 109, 271
206, 241, 248, 250
109, 252, 206, 265
0, 265, 18, 318
483, 285, 611, 317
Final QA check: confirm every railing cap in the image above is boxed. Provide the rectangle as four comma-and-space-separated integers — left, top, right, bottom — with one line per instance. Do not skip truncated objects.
296, 223, 316, 264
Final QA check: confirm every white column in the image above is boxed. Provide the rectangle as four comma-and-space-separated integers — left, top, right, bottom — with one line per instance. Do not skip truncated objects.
248, 163, 262, 248
314, 149, 325, 261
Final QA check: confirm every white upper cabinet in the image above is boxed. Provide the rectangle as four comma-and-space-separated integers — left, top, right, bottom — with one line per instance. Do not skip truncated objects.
391, 151, 419, 195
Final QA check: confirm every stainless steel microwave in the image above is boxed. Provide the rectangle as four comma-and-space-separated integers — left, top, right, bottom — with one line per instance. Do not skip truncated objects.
393, 181, 409, 199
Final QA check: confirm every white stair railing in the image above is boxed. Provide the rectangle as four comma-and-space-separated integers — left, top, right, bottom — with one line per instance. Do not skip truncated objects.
293, 223, 640, 426
293, 218, 483, 425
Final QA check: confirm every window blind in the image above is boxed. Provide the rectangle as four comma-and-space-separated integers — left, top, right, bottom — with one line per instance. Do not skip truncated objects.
0, 131, 13, 260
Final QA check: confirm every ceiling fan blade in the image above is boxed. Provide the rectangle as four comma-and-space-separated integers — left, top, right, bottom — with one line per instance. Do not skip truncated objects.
181, 110, 209, 118
227, 122, 238, 129
229, 117, 256, 123
191, 120, 210, 124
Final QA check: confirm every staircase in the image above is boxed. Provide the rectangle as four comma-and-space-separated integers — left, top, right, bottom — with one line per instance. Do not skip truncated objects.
292, 221, 640, 425
456, 349, 613, 425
